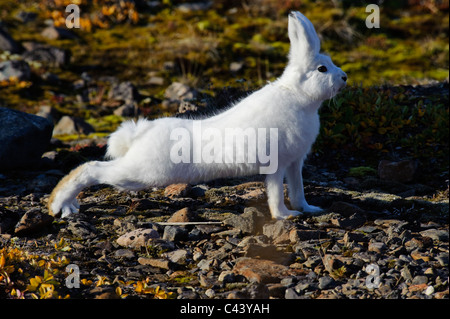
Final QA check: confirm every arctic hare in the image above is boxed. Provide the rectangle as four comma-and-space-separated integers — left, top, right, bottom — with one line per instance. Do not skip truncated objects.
48, 11, 347, 219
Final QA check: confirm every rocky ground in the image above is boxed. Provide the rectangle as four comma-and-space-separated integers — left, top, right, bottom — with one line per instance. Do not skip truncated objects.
0, 0, 448, 300
0, 143, 448, 299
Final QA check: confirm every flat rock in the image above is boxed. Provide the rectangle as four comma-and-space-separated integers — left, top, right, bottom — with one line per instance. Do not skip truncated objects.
233, 257, 298, 284
138, 257, 173, 270
419, 229, 448, 242
116, 228, 160, 248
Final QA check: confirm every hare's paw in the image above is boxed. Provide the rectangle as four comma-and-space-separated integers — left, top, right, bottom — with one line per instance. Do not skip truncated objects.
49, 190, 80, 218
273, 208, 303, 220
302, 204, 322, 214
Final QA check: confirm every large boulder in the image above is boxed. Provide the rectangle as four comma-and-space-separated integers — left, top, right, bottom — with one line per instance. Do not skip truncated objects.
0, 108, 53, 170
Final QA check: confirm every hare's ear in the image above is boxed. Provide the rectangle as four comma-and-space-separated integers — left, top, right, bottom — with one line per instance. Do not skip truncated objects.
288, 11, 320, 62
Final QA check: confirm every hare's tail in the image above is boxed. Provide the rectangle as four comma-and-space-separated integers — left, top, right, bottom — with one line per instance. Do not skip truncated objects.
106, 119, 151, 159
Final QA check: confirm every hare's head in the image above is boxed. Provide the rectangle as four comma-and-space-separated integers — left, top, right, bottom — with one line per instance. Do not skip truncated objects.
284, 11, 347, 102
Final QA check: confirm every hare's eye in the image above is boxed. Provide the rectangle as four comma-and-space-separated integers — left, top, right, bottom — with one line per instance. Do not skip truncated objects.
317, 66, 327, 72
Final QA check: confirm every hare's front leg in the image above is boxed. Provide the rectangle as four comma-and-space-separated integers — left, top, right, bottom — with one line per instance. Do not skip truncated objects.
265, 168, 302, 219
286, 159, 322, 214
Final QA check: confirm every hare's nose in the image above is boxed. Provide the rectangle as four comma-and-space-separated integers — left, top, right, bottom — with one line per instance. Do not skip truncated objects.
341, 75, 347, 82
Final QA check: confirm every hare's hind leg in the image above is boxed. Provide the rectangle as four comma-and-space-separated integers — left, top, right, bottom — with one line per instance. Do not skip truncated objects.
48, 160, 135, 218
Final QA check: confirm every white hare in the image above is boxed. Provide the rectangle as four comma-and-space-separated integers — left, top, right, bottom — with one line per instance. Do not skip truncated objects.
48, 11, 347, 219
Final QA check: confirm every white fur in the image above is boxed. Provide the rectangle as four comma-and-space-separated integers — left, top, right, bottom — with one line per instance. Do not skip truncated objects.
49, 11, 347, 219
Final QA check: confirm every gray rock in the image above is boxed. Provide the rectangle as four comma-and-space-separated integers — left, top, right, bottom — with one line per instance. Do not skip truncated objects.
223, 207, 268, 235
41, 26, 77, 40
0, 26, 21, 53
419, 229, 449, 242
285, 287, 302, 299
412, 275, 428, 285
108, 81, 140, 102
114, 249, 135, 259
263, 219, 295, 244
22, 43, 71, 67
0, 60, 30, 81
318, 276, 336, 290
163, 225, 188, 241
113, 101, 140, 117
162, 249, 190, 264
0, 107, 53, 170
218, 271, 236, 283
164, 82, 197, 101
53, 116, 95, 136
67, 219, 97, 238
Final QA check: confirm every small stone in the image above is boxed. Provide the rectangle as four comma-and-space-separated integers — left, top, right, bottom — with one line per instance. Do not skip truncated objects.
419, 229, 449, 242
224, 207, 268, 235
162, 249, 190, 264
343, 231, 369, 244
0, 60, 31, 81
164, 82, 197, 101
197, 259, 213, 271
368, 241, 387, 253
425, 285, 434, 296
0, 26, 21, 53
263, 219, 295, 244
167, 207, 194, 223
285, 287, 301, 299
53, 116, 95, 136
412, 275, 428, 285
114, 249, 135, 259
14, 208, 54, 236
67, 219, 97, 238
163, 225, 188, 241
108, 81, 140, 102
41, 26, 77, 40
137, 257, 172, 270
116, 228, 160, 248
218, 271, 236, 283
318, 276, 336, 290
205, 288, 216, 298
378, 159, 417, 183
164, 183, 191, 198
